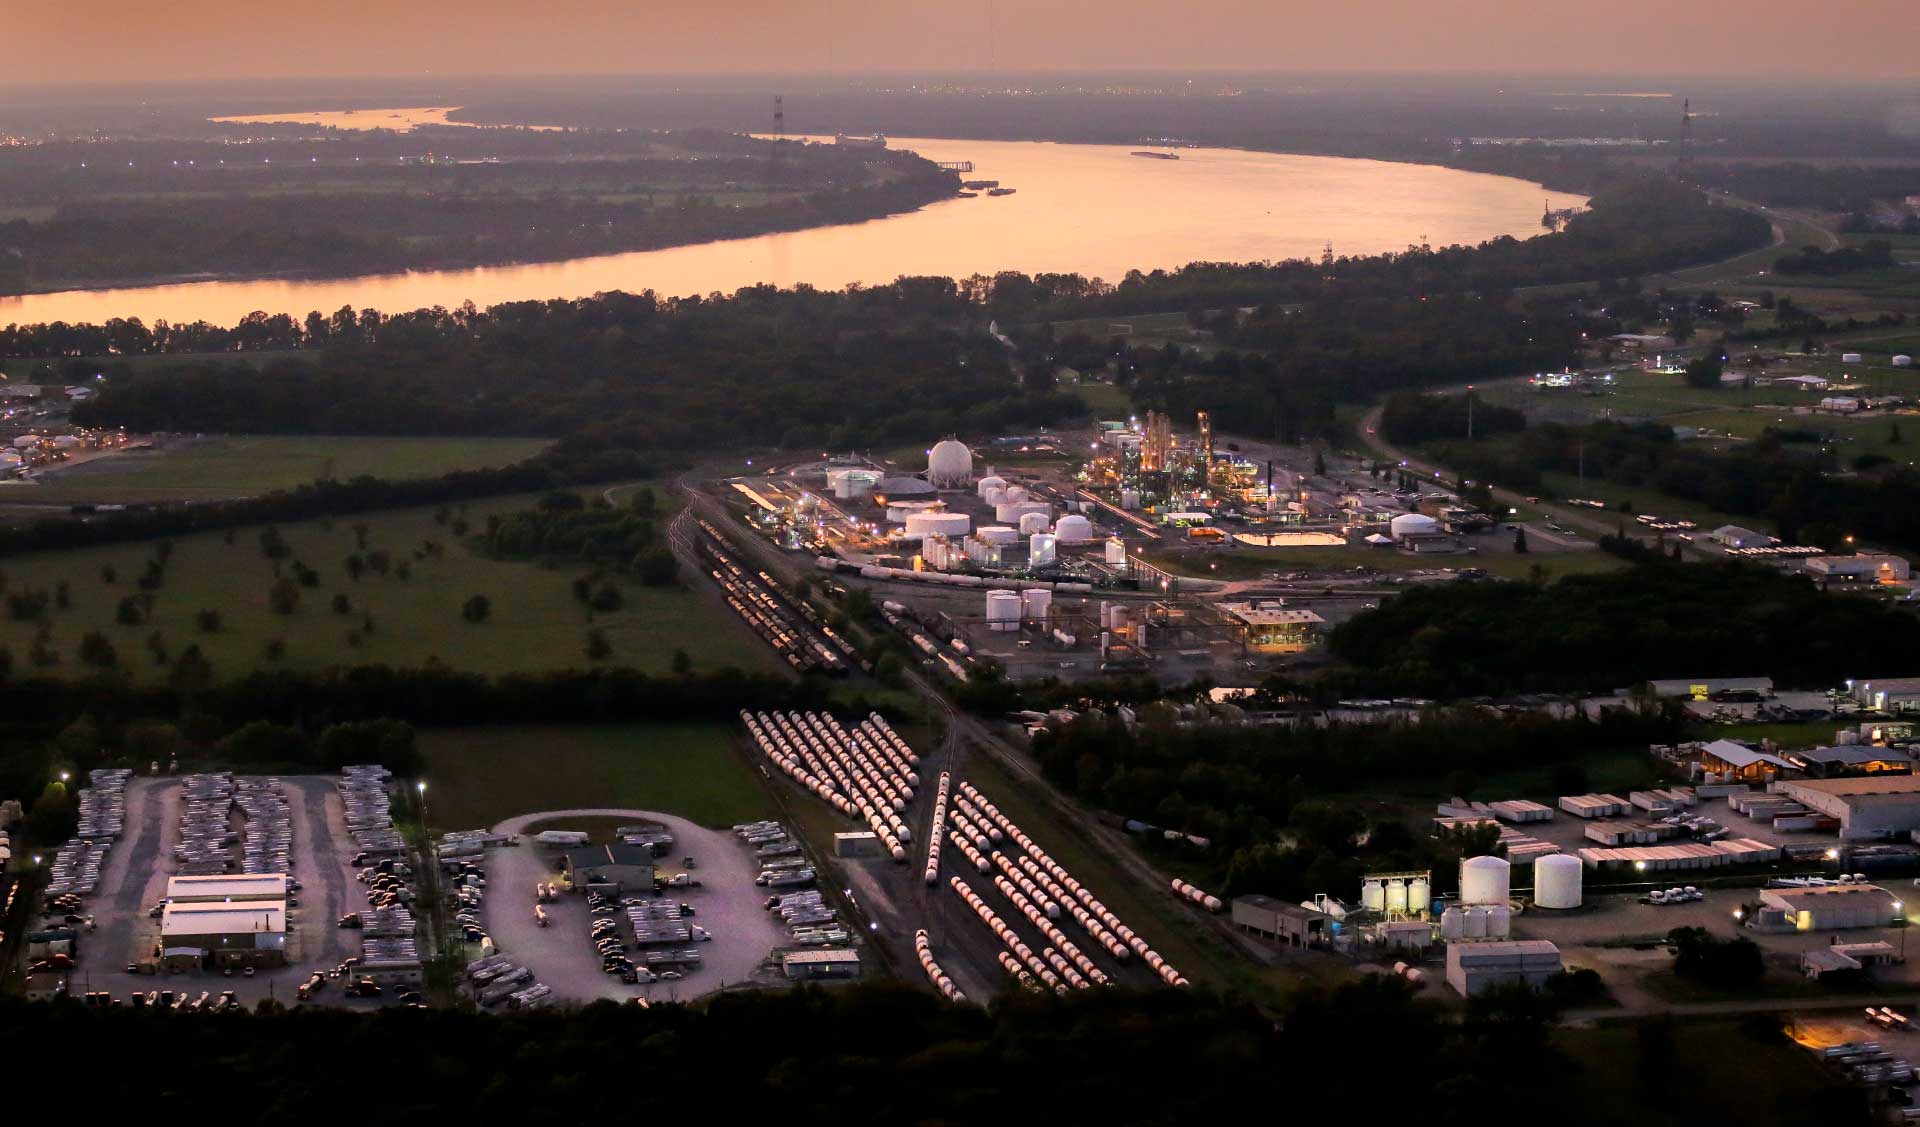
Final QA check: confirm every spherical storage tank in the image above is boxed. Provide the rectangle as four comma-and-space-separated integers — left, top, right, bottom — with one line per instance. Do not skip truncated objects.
905, 512, 972, 538
1533, 854, 1583, 910
1460, 855, 1511, 906
1053, 515, 1094, 543
927, 439, 975, 488
1390, 513, 1441, 539
986, 591, 1022, 632
1018, 512, 1051, 536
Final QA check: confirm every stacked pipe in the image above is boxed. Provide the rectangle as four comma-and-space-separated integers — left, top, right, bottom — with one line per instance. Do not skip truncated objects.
1170, 879, 1225, 913
914, 929, 966, 1003
966, 780, 1186, 986
923, 773, 952, 886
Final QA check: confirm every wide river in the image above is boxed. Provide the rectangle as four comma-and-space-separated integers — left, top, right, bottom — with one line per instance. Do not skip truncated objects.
0, 135, 1585, 327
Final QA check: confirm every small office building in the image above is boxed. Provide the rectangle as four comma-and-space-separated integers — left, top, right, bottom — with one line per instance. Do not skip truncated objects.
1698, 739, 1794, 782
1231, 895, 1333, 948
1215, 602, 1325, 654
563, 844, 657, 893
782, 949, 863, 980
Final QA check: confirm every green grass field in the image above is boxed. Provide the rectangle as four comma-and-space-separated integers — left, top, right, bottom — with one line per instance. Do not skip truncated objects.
1549, 1020, 1846, 1121
15, 436, 552, 504
417, 722, 775, 830
0, 488, 782, 682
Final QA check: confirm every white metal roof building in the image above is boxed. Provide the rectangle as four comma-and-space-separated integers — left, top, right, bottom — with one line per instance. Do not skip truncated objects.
782, 948, 863, 980
164, 873, 289, 903
160, 902, 287, 952
1778, 775, 1920, 838
1445, 940, 1562, 997
1851, 677, 1920, 715
1758, 884, 1902, 931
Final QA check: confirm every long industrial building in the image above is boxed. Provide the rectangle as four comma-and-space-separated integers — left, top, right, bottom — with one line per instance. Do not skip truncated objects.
1777, 775, 1920, 839
1446, 940, 1562, 997
1756, 884, 1903, 932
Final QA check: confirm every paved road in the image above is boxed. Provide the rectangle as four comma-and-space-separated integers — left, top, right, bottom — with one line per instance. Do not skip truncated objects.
481, 809, 787, 1005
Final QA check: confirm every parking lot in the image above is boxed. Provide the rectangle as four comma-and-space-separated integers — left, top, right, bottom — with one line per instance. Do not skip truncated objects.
480, 809, 789, 1003
55, 774, 400, 1008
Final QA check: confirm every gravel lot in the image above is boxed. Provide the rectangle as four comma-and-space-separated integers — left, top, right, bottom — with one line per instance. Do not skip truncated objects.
481, 809, 788, 1004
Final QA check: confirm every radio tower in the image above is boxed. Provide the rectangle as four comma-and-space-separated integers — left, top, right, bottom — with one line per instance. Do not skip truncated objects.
769, 94, 786, 192
1677, 97, 1694, 183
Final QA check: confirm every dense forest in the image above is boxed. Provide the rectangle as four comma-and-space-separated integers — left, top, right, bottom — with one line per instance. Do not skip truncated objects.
0, 980, 1858, 1124
0, 131, 958, 293
1328, 560, 1920, 696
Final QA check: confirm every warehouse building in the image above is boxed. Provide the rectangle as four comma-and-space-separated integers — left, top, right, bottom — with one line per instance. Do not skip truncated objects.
1644, 677, 1773, 701
1807, 553, 1910, 584
1788, 746, 1913, 779
1698, 739, 1793, 782
1852, 677, 1920, 715
1778, 776, 1920, 839
563, 844, 657, 893
1231, 895, 1334, 947
159, 901, 288, 969
1756, 884, 1903, 932
1710, 526, 1773, 549
164, 873, 288, 903
1445, 940, 1562, 997
782, 949, 863, 980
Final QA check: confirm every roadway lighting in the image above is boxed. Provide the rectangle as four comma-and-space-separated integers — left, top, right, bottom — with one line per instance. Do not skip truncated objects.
416, 781, 427, 794
1826, 848, 1841, 861
1634, 861, 1647, 872
59, 771, 70, 782
32, 855, 41, 865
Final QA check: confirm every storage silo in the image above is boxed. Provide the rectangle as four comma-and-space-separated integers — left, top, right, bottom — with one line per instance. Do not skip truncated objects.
1021, 589, 1052, 623
1408, 877, 1432, 915
985, 591, 1022, 632
1362, 879, 1386, 913
1029, 533, 1057, 566
1053, 514, 1094, 542
1383, 879, 1408, 914
1004, 485, 1029, 504
1459, 855, 1511, 906
1485, 905, 1512, 939
1104, 538, 1127, 565
1018, 511, 1051, 535
1533, 854, 1583, 910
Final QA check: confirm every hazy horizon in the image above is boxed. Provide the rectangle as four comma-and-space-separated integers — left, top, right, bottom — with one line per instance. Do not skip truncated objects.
11, 1, 1920, 87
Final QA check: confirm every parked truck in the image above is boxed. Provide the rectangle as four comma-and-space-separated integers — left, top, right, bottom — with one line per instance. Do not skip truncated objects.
534, 830, 591, 848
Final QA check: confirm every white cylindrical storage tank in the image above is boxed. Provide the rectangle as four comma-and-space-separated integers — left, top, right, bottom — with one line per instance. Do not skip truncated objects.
977, 525, 1018, 545
985, 591, 1022, 632
52, 435, 80, 450
983, 485, 1008, 507
1004, 485, 1029, 504
1390, 512, 1440, 539
1439, 906, 1465, 940
1486, 905, 1512, 939
1464, 906, 1488, 939
927, 439, 974, 488
1892, 354, 1913, 368
1408, 877, 1431, 915
1053, 514, 1094, 543
1029, 533, 1057, 566
905, 511, 972, 539
1533, 854, 1583, 910
1104, 538, 1127, 565
1021, 588, 1052, 623
1460, 855, 1511, 906
1841, 352, 1863, 364
1018, 511, 1051, 535
1385, 879, 1409, 914
12, 436, 37, 449
1361, 880, 1385, 913
976, 475, 1007, 498
996, 500, 1050, 525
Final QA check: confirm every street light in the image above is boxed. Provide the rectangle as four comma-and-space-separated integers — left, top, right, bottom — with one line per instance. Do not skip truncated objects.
59, 770, 70, 783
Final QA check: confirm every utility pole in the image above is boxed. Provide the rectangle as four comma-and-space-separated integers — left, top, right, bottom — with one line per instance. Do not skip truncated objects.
1465, 386, 1475, 441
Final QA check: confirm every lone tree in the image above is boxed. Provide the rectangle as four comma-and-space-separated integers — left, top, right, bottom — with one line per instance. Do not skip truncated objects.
462, 594, 492, 623
268, 579, 301, 616
1683, 353, 1723, 390
586, 629, 612, 661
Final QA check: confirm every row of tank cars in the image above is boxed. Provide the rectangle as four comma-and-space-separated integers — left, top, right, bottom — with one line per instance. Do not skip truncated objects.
699, 519, 860, 675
